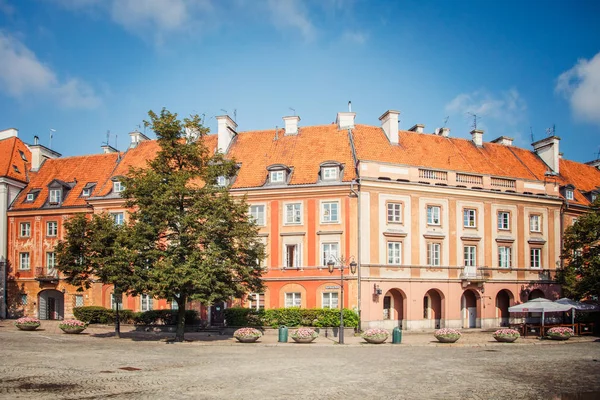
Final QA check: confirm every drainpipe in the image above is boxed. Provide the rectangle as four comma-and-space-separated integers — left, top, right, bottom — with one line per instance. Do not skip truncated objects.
347, 127, 361, 329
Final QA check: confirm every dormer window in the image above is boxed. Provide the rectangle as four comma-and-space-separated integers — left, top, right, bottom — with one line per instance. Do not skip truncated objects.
270, 170, 285, 183
49, 189, 62, 204
216, 176, 229, 187
82, 188, 91, 197
266, 164, 291, 185
322, 167, 338, 181
113, 181, 125, 193
319, 161, 343, 182
26, 193, 35, 202
566, 189, 574, 200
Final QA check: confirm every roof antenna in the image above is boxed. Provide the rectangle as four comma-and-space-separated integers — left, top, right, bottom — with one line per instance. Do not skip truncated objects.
104, 130, 110, 146
546, 124, 556, 137
220, 109, 228, 115
115, 134, 118, 151
530, 127, 535, 143
443, 116, 449, 128
274, 126, 279, 141
49, 129, 56, 149
289, 107, 296, 116
234, 109, 237, 123
467, 112, 480, 130
348, 101, 352, 112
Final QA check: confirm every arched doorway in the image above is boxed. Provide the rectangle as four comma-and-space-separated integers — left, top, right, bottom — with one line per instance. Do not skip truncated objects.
424, 289, 444, 329
461, 290, 479, 328
382, 289, 406, 329
38, 290, 64, 320
529, 289, 545, 300
496, 289, 513, 327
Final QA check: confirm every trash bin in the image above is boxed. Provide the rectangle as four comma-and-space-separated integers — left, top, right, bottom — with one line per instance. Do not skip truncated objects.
392, 327, 402, 344
278, 325, 288, 342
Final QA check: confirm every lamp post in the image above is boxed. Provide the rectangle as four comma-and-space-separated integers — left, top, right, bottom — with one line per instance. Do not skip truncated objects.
326, 256, 357, 344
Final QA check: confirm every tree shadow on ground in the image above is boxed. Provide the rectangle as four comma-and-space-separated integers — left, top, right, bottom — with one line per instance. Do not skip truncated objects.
89, 331, 234, 343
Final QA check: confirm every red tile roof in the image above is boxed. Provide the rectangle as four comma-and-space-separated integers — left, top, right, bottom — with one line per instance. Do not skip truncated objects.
0, 136, 31, 183
558, 159, 600, 206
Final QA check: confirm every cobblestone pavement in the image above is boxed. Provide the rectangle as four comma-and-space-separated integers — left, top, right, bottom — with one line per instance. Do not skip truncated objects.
1, 321, 599, 399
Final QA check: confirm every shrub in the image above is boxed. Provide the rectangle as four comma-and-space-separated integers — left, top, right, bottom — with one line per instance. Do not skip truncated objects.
224, 307, 359, 328
133, 309, 199, 325
547, 327, 574, 338
362, 328, 389, 340
14, 317, 40, 326
233, 327, 262, 339
73, 306, 113, 324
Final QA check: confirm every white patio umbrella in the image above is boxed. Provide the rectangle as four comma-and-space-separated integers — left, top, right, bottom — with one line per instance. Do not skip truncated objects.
509, 298, 572, 332
555, 298, 600, 332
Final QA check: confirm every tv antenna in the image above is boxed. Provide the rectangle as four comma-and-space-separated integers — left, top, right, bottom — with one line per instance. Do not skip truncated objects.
530, 127, 535, 143
467, 112, 481, 130
443, 116, 449, 128
546, 124, 556, 137
289, 107, 296, 116
234, 109, 237, 123
49, 129, 56, 149
220, 109, 228, 115
104, 130, 110, 146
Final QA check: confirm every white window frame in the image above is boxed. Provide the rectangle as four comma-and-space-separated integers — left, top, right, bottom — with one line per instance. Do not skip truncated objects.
321, 242, 339, 266
284, 203, 302, 225
19, 222, 31, 237
82, 188, 91, 197
26, 193, 35, 201
322, 292, 339, 309
21, 294, 28, 306
75, 295, 84, 307
427, 243, 441, 266
49, 189, 62, 204
140, 294, 153, 312
285, 292, 301, 308
530, 248, 542, 269
19, 252, 30, 270
387, 241, 402, 265
498, 211, 510, 230
427, 205, 441, 226
322, 167, 338, 181
529, 215, 541, 232
387, 202, 402, 224
47, 221, 58, 237
113, 181, 125, 193
46, 252, 56, 270
463, 246, 476, 267
498, 246, 512, 268
284, 243, 301, 269
321, 201, 339, 223
110, 293, 122, 310
249, 205, 265, 226
463, 209, 476, 228
270, 170, 285, 184
248, 293, 265, 311
111, 212, 125, 226
566, 190, 574, 200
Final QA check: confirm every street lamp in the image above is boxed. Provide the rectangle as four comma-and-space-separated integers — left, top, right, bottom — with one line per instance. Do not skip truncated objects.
326, 256, 358, 344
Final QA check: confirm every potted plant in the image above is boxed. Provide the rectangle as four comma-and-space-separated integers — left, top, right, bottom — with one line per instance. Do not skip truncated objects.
233, 327, 262, 343
59, 319, 88, 334
14, 317, 41, 331
434, 328, 461, 343
492, 328, 520, 343
546, 327, 574, 340
290, 328, 318, 343
362, 328, 389, 344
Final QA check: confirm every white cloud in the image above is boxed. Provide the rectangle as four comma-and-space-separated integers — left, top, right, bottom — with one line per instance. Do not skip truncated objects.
266, 0, 316, 41
0, 32, 101, 108
446, 89, 527, 127
342, 30, 367, 45
556, 52, 600, 126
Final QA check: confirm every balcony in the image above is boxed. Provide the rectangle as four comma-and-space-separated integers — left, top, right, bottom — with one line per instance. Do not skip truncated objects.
460, 266, 490, 282
35, 267, 59, 283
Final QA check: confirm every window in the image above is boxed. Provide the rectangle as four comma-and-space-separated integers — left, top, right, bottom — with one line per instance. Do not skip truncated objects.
529, 215, 541, 232
566, 190, 574, 200
248, 293, 265, 310
113, 181, 125, 193
387, 242, 402, 265
463, 209, 476, 228
13, 165, 20, 173
47, 221, 58, 237
216, 176, 229, 187
322, 167, 338, 181
21, 294, 28, 306
592, 193, 597, 202
141, 294, 153, 311
463, 246, 476, 267
321, 201, 339, 223
49, 189, 62, 204
270, 170, 285, 183
321, 242, 339, 266
285, 244, 301, 269
249, 205, 265, 226
110, 293, 122, 310
46, 252, 56, 269
498, 246, 512, 268
19, 222, 31, 237
111, 212, 124, 226
530, 248, 542, 269
19, 253, 30, 270
26, 193, 35, 201
82, 188, 91, 197
498, 211, 510, 230
75, 295, 84, 307
427, 206, 440, 225
322, 292, 339, 309
19, 150, 27, 161
285, 292, 301, 308
387, 203, 402, 223
427, 243, 441, 266
285, 203, 302, 224
171, 299, 179, 310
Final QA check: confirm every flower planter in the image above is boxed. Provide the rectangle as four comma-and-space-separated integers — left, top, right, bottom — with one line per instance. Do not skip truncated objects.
16, 324, 40, 331
291, 336, 316, 343
363, 336, 387, 344
233, 327, 262, 343
435, 335, 460, 343
547, 335, 570, 341
494, 336, 518, 343
434, 328, 461, 343
14, 317, 41, 331
290, 328, 318, 343
236, 336, 259, 343
492, 329, 520, 343
546, 327, 574, 341
58, 319, 87, 334
61, 327, 86, 334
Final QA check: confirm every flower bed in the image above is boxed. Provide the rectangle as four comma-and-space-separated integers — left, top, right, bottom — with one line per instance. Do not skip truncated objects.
493, 328, 520, 343
59, 319, 88, 334
233, 327, 262, 343
14, 317, 41, 331
362, 328, 389, 344
434, 328, 461, 343
290, 328, 318, 343
546, 327, 574, 340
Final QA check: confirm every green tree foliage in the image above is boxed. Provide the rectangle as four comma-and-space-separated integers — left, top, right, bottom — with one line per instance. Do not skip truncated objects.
124, 109, 265, 342
558, 198, 600, 300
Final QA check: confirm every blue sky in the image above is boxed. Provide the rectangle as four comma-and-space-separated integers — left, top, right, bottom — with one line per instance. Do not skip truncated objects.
0, 0, 599, 162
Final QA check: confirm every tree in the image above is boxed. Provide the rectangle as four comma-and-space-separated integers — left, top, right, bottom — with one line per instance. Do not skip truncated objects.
124, 109, 265, 342
558, 198, 600, 300
55, 213, 139, 337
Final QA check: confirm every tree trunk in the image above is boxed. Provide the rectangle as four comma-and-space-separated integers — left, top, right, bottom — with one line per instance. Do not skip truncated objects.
175, 294, 187, 342
114, 285, 121, 339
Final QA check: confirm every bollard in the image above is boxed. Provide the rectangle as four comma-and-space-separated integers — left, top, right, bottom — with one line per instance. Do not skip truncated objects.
392, 327, 402, 344
278, 325, 288, 342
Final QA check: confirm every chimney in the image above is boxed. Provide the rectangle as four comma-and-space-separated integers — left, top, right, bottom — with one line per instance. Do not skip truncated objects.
336, 112, 355, 130
491, 136, 513, 146
101, 144, 118, 154
408, 124, 425, 133
129, 130, 149, 149
0, 128, 18, 140
283, 116, 300, 136
379, 110, 400, 145
585, 159, 600, 169
217, 115, 237, 153
27, 141, 61, 171
437, 127, 450, 137
532, 135, 561, 174
470, 129, 484, 147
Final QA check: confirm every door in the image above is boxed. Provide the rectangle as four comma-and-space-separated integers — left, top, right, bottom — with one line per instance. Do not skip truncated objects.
210, 302, 225, 325
468, 307, 476, 328
48, 297, 56, 320
383, 296, 391, 320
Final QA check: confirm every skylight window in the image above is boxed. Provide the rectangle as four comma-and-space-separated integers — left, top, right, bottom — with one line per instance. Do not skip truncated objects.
26, 193, 35, 201
19, 150, 27, 161
12, 165, 20, 173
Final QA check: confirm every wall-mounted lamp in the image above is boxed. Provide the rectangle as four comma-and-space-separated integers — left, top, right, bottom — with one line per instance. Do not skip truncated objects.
374, 284, 382, 296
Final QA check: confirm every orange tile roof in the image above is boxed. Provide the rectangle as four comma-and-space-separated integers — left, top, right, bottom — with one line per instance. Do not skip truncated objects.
0, 136, 31, 183
11, 153, 120, 210
558, 159, 600, 206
